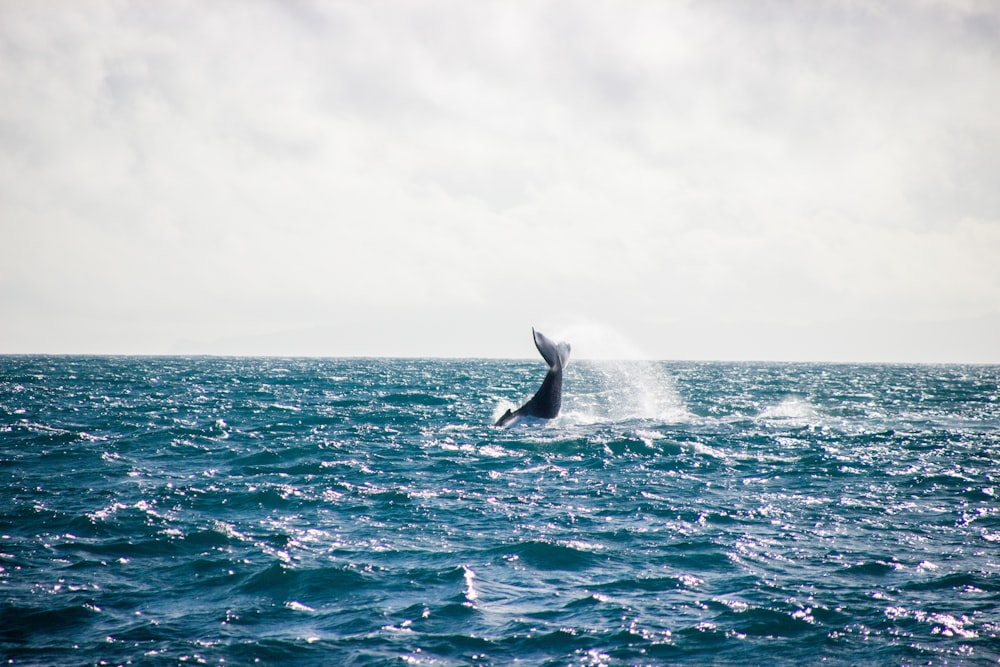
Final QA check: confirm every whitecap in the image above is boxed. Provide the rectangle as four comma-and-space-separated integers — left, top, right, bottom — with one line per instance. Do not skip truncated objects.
478, 445, 507, 458
462, 564, 478, 603
758, 397, 819, 422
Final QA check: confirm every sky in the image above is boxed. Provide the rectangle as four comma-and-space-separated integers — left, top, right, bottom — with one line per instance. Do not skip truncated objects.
2, 0, 999, 362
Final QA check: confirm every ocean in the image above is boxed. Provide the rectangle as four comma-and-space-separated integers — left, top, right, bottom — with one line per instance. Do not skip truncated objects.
1, 356, 998, 666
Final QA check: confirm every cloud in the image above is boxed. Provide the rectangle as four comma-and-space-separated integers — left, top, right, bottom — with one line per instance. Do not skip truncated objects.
1, 0, 999, 359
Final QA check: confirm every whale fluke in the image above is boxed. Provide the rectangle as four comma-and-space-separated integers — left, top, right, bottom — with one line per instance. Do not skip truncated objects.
496, 328, 571, 427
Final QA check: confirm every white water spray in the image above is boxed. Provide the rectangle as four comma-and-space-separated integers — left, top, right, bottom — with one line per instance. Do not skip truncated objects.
564, 359, 689, 423
546, 321, 690, 423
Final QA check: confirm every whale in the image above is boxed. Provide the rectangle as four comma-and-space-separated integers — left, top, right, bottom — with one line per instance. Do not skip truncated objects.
496, 328, 571, 427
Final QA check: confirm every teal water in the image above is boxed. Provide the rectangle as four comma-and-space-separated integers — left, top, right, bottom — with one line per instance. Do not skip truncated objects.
2, 356, 999, 666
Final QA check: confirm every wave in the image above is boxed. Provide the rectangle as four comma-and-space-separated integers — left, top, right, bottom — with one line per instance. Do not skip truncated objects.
3, 357, 999, 666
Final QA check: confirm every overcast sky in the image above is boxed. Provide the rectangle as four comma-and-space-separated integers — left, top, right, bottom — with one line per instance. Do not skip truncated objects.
2, 1, 999, 361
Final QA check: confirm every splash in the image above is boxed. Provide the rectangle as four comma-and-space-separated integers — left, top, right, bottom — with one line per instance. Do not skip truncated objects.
565, 359, 689, 423
557, 322, 688, 422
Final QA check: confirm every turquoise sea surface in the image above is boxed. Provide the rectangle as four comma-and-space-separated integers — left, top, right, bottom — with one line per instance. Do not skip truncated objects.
2, 356, 999, 665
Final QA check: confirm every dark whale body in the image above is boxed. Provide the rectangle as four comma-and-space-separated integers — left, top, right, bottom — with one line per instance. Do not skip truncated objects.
496, 329, 571, 427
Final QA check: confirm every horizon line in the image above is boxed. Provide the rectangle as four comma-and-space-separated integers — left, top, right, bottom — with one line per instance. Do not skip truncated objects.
1, 352, 998, 366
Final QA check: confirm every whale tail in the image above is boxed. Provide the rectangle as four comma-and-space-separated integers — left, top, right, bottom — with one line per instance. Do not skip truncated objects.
495, 328, 570, 427
533, 328, 571, 371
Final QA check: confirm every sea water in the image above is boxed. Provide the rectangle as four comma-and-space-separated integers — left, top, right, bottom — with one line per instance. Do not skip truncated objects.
1, 356, 999, 666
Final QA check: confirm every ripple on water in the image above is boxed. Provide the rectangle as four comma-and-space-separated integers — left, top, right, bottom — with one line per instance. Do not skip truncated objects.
1, 357, 998, 666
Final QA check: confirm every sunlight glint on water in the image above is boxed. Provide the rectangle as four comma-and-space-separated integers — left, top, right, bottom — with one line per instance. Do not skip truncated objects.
1, 356, 998, 666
